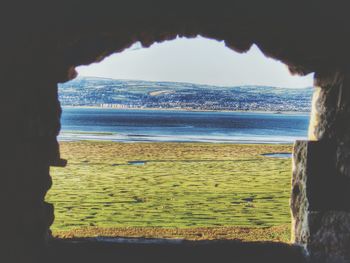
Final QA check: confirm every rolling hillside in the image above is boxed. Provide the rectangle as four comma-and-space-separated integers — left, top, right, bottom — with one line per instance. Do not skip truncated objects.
58, 77, 313, 112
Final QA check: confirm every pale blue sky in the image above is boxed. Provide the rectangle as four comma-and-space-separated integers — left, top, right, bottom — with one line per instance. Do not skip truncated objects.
77, 36, 313, 88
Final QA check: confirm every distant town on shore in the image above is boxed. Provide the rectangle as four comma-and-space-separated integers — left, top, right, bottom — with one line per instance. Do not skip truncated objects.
58, 77, 313, 112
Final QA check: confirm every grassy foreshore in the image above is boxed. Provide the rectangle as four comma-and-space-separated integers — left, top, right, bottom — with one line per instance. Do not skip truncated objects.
47, 142, 293, 242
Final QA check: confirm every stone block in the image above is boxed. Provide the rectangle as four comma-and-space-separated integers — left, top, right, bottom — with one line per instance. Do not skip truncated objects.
308, 211, 350, 263
292, 140, 350, 262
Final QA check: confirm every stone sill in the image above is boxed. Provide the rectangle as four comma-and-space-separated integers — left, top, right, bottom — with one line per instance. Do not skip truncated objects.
46, 238, 306, 263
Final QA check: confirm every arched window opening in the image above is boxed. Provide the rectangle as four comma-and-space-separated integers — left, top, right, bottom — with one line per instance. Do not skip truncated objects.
46, 36, 313, 242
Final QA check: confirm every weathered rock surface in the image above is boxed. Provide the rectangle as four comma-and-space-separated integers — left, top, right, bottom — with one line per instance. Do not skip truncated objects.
293, 71, 350, 262
308, 211, 350, 263
1, 1, 350, 263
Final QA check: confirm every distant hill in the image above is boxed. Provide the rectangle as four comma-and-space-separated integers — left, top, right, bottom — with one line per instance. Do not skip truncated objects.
58, 77, 313, 112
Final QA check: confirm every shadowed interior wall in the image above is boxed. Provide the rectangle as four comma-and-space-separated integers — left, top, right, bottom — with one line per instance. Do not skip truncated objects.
1, 1, 350, 262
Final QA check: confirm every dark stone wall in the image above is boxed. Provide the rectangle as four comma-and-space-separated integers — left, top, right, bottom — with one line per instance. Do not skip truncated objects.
3, 1, 350, 79
292, 71, 350, 262
1, 1, 350, 262
0, 71, 63, 262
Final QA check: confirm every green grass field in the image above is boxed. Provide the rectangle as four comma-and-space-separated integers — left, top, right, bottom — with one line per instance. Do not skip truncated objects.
47, 142, 293, 242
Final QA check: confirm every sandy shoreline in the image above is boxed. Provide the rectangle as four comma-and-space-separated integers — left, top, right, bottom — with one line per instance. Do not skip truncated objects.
58, 132, 297, 145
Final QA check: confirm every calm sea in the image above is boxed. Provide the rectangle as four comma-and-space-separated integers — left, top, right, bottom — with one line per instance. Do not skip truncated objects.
59, 107, 310, 144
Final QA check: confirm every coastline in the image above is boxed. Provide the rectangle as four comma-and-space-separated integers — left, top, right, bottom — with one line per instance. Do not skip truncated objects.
58, 131, 300, 145
61, 105, 310, 115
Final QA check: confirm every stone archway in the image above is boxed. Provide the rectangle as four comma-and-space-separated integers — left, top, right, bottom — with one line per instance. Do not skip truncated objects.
1, 2, 350, 262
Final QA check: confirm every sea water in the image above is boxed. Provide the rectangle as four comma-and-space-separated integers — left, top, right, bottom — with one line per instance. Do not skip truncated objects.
59, 107, 309, 144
